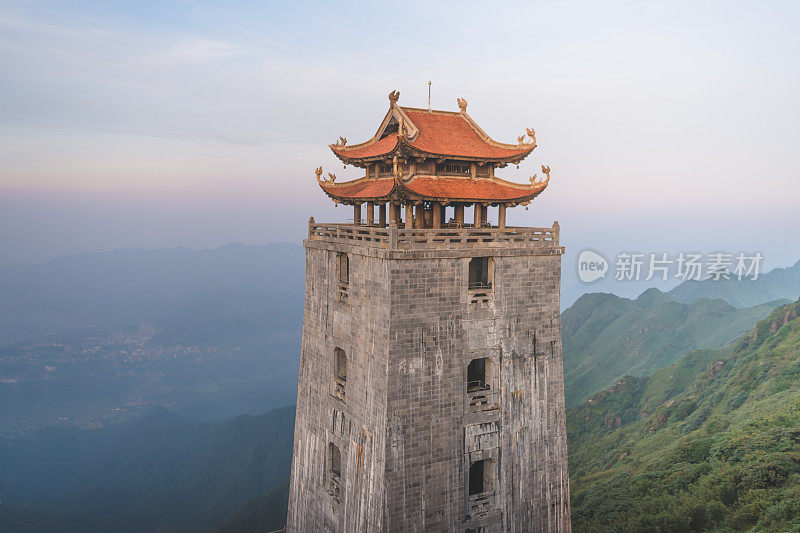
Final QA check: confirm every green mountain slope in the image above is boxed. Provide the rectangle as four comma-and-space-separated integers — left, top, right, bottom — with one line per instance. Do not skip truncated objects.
668, 259, 800, 308
567, 300, 800, 532
562, 289, 787, 406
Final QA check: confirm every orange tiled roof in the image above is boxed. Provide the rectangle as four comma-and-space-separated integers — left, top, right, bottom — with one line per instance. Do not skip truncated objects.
401, 109, 532, 160
317, 175, 547, 204
330, 106, 534, 163
402, 176, 547, 202
330, 135, 398, 159
318, 177, 395, 201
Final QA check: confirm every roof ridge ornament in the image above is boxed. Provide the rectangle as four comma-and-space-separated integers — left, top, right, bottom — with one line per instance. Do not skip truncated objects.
334, 136, 347, 146
457, 97, 468, 113
388, 90, 400, 105
315, 166, 336, 184
526, 128, 536, 146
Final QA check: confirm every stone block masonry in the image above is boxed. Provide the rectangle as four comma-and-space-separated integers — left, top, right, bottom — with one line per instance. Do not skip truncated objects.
286, 224, 571, 532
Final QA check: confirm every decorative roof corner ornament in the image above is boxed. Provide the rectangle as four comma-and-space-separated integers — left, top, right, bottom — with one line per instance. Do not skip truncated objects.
315, 166, 336, 184
518, 131, 535, 146
338, 136, 347, 146
529, 165, 551, 186
388, 90, 400, 105
457, 97, 468, 113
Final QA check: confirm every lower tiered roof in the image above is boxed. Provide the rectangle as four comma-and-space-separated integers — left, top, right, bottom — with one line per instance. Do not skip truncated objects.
318, 173, 549, 206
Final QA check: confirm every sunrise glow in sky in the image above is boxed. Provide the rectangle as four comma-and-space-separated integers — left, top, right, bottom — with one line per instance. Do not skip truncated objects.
1, 1, 799, 283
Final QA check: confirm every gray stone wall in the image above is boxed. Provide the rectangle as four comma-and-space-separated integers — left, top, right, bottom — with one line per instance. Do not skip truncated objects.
287, 239, 571, 532
286, 242, 391, 532
384, 249, 570, 532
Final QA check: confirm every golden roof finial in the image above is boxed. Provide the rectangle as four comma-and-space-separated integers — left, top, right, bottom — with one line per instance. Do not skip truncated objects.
338, 136, 347, 146
388, 90, 400, 105
315, 166, 323, 183
457, 97, 468, 112
526, 128, 536, 145
541, 164, 550, 180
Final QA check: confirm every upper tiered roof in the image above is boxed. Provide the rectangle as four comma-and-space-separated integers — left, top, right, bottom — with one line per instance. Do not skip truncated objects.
329, 92, 535, 165
317, 90, 550, 207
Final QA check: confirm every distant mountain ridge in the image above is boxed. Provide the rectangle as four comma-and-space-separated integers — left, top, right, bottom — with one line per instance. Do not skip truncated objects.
0, 242, 305, 346
668, 259, 800, 307
562, 289, 788, 406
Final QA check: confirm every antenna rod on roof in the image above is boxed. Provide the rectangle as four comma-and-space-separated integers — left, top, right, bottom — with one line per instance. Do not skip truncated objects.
427, 81, 431, 112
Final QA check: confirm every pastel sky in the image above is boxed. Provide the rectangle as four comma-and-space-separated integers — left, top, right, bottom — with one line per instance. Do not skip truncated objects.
1, 0, 799, 296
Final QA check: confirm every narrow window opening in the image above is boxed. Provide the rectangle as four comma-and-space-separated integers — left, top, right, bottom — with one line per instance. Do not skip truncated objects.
329, 443, 341, 476
469, 460, 485, 496
467, 358, 487, 392
336, 253, 349, 302
467, 357, 497, 412
332, 348, 346, 401
327, 442, 342, 499
335, 348, 347, 381
338, 253, 349, 284
468, 257, 491, 290
468, 458, 496, 515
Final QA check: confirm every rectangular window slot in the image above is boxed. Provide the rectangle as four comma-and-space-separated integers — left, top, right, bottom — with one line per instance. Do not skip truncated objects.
332, 348, 347, 401
337, 252, 349, 303
468, 459, 496, 516
468, 257, 493, 307
327, 442, 342, 500
467, 358, 498, 412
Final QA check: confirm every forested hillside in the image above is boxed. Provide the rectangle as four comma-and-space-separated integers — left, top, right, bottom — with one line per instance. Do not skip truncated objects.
568, 300, 800, 531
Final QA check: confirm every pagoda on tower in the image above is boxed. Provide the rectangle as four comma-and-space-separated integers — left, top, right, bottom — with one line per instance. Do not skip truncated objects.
287, 90, 571, 533
316, 90, 551, 229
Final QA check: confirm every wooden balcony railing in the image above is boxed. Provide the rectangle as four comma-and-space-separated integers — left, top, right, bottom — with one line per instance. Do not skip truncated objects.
307, 218, 559, 250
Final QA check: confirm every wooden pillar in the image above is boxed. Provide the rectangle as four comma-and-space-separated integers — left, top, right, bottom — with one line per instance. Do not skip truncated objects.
498, 204, 507, 229
474, 203, 482, 227
480, 204, 488, 226
366, 202, 374, 226
379, 204, 387, 226
389, 203, 398, 226
432, 202, 442, 228
414, 204, 424, 228
455, 204, 464, 226
353, 204, 361, 225
404, 203, 413, 229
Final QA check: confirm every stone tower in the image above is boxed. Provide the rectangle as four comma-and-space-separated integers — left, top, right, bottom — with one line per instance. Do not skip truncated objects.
286, 91, 571, 532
